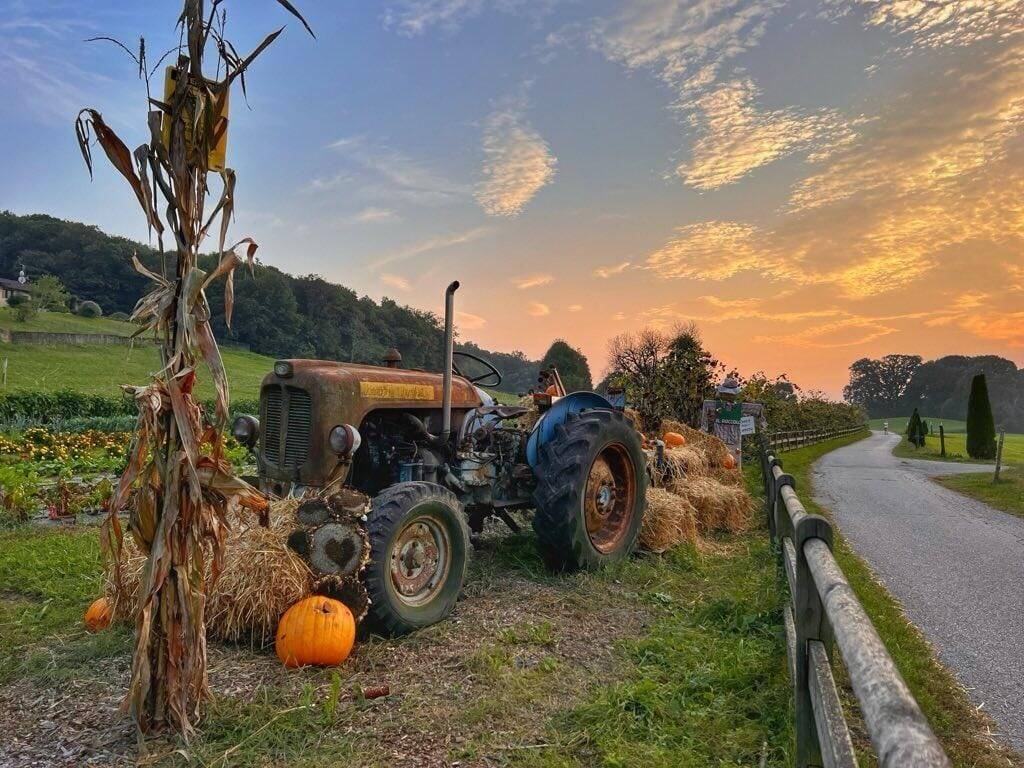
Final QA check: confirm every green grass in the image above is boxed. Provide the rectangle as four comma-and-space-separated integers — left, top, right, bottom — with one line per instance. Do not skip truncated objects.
935, 471, 1024, 519
0, 526, 130, 684
869, 416, 966, 434
0, 307, 139, 336
892, 431, 1024, 465
779, 435, 1017, 767
0, 340, 275, 401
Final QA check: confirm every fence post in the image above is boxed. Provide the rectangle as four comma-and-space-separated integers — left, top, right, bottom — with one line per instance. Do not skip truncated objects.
774, 471, 796, 542
793, 512, 835, 767
939, 424, 946, 457
994, 429, 1005, 483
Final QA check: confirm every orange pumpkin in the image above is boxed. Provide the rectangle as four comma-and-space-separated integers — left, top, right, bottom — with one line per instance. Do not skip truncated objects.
663, 431, 686, 448
545, 384, 559, 396
723, 453, 737, 470
84, 597, 112, 632
276, 596, 355, 668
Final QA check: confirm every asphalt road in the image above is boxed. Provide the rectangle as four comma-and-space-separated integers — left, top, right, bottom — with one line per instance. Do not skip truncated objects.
812, 431, 1024, 753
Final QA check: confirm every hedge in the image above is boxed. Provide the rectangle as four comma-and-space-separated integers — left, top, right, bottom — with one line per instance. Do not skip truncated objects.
0, 389, 260, 423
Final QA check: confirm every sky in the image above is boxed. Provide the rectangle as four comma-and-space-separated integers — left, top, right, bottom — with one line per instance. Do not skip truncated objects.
1, 0, 1022, 397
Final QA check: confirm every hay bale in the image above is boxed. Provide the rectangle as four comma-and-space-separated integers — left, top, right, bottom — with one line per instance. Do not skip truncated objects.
640, 488, 698, 553
105, 498, 314, 644
667, 476, 752, 534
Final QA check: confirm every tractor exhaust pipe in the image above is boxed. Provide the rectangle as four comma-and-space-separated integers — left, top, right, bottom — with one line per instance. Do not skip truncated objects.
441, 280, 460, 444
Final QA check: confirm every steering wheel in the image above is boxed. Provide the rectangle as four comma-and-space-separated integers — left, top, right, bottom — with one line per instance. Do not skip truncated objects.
452, 351, 502, 388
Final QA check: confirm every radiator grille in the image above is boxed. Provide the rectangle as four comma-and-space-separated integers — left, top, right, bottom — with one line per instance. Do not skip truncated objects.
263, 387, 283, 464
283, 387, 312, 467
261, 386, 311, 469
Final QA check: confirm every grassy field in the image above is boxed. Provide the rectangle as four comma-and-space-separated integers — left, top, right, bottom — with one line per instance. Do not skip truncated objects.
0, 307, 138, 336
936, 472, 1024, 519
892, 430, 1024, 465
783, 437, 1018, 767
0, 340, 275, 401
0, 474, 794, 765
869, 416, 967, 434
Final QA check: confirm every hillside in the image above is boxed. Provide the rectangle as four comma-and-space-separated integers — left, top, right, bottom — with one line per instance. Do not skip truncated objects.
0, 212, 541, 393
0, 307, 270, 400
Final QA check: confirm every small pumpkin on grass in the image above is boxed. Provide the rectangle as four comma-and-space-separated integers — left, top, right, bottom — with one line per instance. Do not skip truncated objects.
276, 595, 356, 668
84, 597, 112, 631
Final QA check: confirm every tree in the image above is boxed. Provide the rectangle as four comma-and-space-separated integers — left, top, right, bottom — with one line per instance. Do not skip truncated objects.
906, 408, 926, 448
607, 329, 670, 431
606, 325, 722, 431
541, 339, 593, 392
966, 373, 997, 459
659, 324, 720, 427
843, 354, 922, 416
29, 275, 70, 311
75, 2, 312, 736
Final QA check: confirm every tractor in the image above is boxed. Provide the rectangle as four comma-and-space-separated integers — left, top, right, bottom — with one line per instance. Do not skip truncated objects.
232, 282, 647, 635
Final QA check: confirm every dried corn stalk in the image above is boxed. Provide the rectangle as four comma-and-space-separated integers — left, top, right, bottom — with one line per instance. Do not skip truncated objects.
76, 0, 312, 737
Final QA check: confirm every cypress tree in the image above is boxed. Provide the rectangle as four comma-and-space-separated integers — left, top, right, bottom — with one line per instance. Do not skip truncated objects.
907, 408, 926, 448
966, 373, 997, 459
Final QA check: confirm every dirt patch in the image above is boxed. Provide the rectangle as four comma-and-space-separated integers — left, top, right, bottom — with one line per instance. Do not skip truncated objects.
0, 520, 651, 768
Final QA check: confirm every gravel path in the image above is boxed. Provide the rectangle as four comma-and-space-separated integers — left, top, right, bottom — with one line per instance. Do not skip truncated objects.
812, 431, 1024, 753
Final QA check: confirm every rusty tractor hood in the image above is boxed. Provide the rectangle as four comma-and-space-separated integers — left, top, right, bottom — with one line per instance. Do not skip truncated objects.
258, 359, 483, 486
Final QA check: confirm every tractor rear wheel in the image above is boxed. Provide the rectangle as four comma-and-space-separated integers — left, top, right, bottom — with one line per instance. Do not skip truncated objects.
532, 409, 647, 571
364, 482, 471, 635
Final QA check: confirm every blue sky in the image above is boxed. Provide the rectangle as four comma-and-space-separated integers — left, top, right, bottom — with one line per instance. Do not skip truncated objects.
2, 1, 1023, 394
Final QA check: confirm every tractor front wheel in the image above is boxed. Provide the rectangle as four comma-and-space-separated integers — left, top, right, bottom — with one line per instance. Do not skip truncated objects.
532, 410, 647, 571
364, 482, 471, 635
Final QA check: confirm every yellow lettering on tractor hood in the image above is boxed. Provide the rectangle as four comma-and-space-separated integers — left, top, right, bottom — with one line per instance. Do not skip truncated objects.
359, 381, 436, 400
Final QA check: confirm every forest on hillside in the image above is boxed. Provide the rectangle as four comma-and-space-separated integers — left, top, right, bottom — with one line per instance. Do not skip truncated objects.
0, 212, 543, 392
845, 353, 1024, 431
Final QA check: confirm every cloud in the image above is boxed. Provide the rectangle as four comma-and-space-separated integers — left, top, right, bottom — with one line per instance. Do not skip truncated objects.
588, 0, 782, 100
568, 304, 583, 312
0, 10, 109, 124
527, 302, 550, 317
512, 273, 554, 290
959, 312, 1024, 347
383, 0, 556, 36
476, 97, 557, 217
317, 136, 467, 207
380, 273, 412, 291
355, 207, 399, 223
832, 0, 1024, 51
369, 227, 490, 270
593, 261, 631, 278
456, 310, 487, 330
678, 79, 862, 190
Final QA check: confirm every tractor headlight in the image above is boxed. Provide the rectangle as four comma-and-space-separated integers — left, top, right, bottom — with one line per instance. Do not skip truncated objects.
274, 360, 293, 378
231, 415, 260, 448
329, 424, 361, 457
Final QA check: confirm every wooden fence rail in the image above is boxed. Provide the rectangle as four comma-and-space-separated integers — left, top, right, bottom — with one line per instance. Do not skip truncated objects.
759, 432, 951, 767
766, 425, 867, 453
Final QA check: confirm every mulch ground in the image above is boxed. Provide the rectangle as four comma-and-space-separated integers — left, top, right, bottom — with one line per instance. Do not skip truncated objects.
0, 520, 652, 768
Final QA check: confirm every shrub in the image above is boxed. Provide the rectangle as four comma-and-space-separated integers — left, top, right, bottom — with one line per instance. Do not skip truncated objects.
966, 373, 996, 459
12, 298, 37, 322
109, 311, 131, 322
7, 292, 30, 308
29, 275, 71, 312
0, 389, 261, 426
906, 408, 925, 447
77, 300, 103, 318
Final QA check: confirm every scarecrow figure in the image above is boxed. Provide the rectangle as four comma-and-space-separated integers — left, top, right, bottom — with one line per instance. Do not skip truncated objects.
700, 377, 765, 468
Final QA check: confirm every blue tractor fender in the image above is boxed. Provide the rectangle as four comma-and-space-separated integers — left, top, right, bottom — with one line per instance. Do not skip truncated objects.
526, 392, 616, 470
